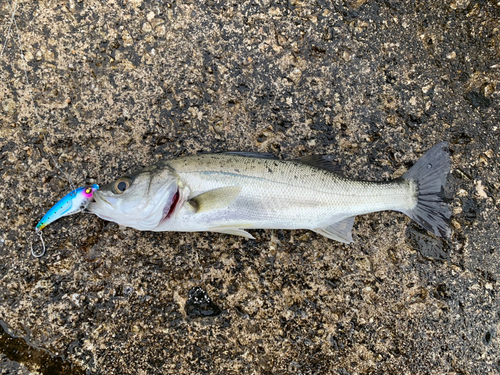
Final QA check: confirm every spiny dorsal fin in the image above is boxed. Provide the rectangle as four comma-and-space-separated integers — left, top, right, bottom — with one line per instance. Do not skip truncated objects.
222, 151, 278, 159
189, 186, 242, 213
294, 155, 342, 173
314, 216, 355, 243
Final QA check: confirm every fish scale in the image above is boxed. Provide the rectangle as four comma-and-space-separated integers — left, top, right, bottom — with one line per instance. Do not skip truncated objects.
167, 155, 411, 223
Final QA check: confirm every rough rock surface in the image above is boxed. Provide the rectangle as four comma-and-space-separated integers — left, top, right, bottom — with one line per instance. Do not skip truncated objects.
0, 0, 499, 374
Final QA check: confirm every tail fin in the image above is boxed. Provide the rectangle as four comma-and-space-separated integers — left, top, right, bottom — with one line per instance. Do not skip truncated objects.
401, 142, 451, 238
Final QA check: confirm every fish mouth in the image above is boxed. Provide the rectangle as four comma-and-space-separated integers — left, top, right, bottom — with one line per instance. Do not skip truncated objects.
93, 191, 115, 208
160, 188, 180, 222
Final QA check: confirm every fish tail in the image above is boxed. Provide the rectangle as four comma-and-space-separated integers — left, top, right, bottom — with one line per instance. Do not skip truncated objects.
401, 142, 451, 237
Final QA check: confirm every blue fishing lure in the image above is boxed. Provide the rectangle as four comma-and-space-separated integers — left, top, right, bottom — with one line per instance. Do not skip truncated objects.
36, 184, 99, 231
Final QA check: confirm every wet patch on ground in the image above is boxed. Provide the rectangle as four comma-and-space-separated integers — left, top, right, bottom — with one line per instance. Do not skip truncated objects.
405, 223, 450, 261
0, 321, 85, 375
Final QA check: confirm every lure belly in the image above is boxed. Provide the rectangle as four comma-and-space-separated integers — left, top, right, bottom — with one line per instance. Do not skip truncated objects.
36, 184, 99, 231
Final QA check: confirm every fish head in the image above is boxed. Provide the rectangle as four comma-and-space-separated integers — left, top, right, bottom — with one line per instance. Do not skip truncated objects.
88, 165, 183, 230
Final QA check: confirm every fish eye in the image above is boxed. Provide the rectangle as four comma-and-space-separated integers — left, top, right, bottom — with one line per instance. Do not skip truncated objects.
113, 177, 132, 194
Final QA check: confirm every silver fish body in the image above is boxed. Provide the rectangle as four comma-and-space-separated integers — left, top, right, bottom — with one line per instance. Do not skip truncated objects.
88, 143, 451, 242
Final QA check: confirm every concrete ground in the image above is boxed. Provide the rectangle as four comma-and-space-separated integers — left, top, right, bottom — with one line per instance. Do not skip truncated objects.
0, 0, 499, 374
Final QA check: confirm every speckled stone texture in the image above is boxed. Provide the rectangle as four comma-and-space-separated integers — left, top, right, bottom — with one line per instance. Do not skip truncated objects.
0, 0, 499, 374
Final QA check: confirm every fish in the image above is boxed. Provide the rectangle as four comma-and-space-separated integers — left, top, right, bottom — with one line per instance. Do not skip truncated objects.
36, 184, 99, 231
88, 143, 451, 243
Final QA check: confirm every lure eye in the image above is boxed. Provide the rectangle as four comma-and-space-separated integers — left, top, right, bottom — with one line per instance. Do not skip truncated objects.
85, 187, 92, 194
113, 177, 131, 194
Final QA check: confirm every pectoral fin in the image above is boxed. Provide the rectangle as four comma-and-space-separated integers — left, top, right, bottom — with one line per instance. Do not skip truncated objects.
314, 216, 355, 243
209, 227, 255, 239
190, 186, 242, 213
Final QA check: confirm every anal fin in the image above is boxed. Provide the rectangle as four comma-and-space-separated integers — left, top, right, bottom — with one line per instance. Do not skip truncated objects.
314, 216, 355, 243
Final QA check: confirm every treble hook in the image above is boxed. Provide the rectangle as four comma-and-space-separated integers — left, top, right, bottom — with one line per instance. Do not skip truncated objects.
30, 229, 46, 258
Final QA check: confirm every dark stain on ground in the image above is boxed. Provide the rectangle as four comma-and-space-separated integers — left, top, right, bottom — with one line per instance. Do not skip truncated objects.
0, 321, 85, 375
462, 197, 479, 221
185, 287, 222, 318
482, 329, 493, 346
405, 223, 449, 261
466, 90, 492, 109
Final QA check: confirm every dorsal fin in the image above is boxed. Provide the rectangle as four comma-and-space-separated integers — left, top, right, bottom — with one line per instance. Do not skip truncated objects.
222, 151, 278, 159
294, 155, 342, 173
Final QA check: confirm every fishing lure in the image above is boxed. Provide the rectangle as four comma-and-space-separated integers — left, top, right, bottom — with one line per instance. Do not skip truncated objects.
36, 184, 99, 231
32, 184, 99, 257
